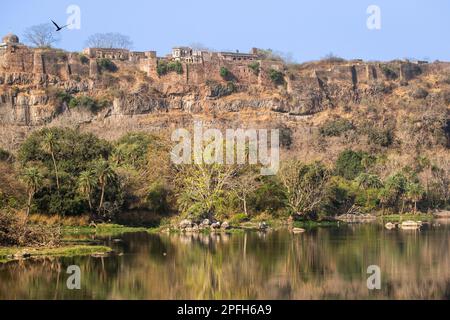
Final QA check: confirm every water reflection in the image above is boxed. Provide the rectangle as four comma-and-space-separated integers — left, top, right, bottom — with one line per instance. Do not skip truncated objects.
0, 224, 449, 300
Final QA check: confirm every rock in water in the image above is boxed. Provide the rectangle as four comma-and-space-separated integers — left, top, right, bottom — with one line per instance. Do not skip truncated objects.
292, 228, 305, 234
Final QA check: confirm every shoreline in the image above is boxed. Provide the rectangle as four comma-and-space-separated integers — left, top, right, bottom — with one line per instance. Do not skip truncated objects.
1, 212, 445, 263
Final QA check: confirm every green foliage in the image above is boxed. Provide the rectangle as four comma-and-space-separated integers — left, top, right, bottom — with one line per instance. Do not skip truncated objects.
335, 150, 366, 180
157, 61, 168, 76
97, 58, 118, 72
146, 182, 171, 215
157, 60, 183, 76
380, 64, 398, 80
220, 67, 232, 80
18, 128, 119, 217
112, 133, 154, 169
248, 62, 260, 75
268, 69, 285, 85
319, 118, 355, 137
167, 61, 183, 74
250, 177, 285, 215
56, 91, 73, 105
68, 95, 109, 113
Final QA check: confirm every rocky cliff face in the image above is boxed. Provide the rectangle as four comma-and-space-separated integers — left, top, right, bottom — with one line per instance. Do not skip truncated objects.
0, 43, 449, 155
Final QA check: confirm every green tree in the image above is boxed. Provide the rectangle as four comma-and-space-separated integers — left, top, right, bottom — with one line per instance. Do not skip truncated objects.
21, 167, 44, 217
41, 130, 60, 190
335, 150, 365, 180
406, 182, 425, 213
279, 161, 330, 218
77, 170, 97, 213
93, 159, 116, 213
355, 173, 383, 207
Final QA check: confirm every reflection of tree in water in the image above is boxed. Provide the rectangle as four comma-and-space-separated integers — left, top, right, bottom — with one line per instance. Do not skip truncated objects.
0, 224, 449, 299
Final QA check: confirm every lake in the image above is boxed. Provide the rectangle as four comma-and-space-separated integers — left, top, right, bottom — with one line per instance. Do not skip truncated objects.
1, 222, 449, 300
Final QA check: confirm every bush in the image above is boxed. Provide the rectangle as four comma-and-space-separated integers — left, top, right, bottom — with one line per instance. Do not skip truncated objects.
268, 69, 285, 85
335, 150, 366, 180
157, 61, 168, 76
97, 58, 118, 72
220, 67, 232, 80
146, 183, 171, 215
206, 80, 236, 98
167, 61, 183, 74
68, 95, 109, 113
367, 127, 394, 147
248, 62, 260, 75
380, 64, 398, 80
79, 54, 89, 65
0, 211, 61, 247
157, 60, 183, 76
319, 118, 354, 137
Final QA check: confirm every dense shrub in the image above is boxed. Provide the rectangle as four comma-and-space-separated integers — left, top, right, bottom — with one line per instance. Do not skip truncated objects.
268, 69, 285, 85
335, 150, 366, 180
97, 58, 118, 72
380, 64, 398, 80
206, 80, 236, 98
167, 61, 183, 74
319, 118, 354, 137
68, 95, 109, 113
157, 60, 183, 76
220, 67, 232, 80
248, 62, 260, 75
0, 211, 61, 247
367, 127, 394, 147
18, 128, 120, 217
113, 132, 154, 169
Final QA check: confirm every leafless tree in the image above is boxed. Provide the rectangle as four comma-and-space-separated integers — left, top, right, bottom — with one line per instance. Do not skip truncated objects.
85, 33, 133, 49
23, 23, 60, 48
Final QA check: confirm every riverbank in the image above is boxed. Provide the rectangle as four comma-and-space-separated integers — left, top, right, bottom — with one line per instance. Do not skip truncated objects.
1, 213, 442, 263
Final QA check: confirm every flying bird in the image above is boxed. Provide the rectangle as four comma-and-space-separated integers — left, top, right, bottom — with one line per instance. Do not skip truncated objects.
51, 20, 69, 32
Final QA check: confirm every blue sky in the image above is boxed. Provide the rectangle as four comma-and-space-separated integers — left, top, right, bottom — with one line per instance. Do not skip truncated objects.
1, 0, 449, 62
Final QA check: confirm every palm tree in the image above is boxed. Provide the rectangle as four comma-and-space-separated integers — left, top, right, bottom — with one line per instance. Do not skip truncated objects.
93, 159, 115, 213
42, 130, 60, 190
356, 173, 383, 207
78, 170, 97, 213
406, 182, 425, 213
21, 167, 44, 217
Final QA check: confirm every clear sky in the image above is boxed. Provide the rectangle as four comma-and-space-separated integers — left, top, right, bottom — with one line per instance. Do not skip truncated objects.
1, 0, 449, 62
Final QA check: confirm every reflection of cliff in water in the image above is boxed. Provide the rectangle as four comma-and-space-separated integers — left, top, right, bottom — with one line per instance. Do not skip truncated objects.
0, 224, 449, 300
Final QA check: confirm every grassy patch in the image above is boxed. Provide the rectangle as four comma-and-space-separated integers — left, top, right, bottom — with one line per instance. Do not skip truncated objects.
379, 213, 434, 222
293, 220, 339, 229
0, 245, 112, 263
63, 224, 147, 237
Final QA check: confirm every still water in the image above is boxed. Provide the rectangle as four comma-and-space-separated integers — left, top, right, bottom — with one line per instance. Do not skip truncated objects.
1, 222, 449, 300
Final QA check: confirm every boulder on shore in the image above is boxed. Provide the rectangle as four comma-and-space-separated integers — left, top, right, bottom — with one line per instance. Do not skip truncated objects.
221, 221, 230, 230
179, 219, 193, 230
210, 222, 221, 230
